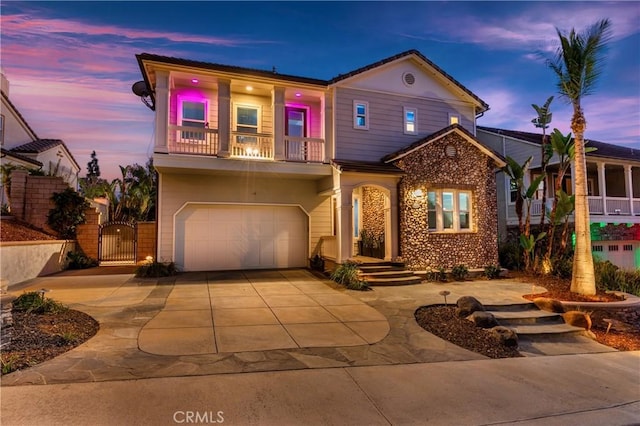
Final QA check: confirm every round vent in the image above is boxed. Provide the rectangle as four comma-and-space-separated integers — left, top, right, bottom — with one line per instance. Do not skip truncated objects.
445, 144, 457, 158
402, 72, 416, 86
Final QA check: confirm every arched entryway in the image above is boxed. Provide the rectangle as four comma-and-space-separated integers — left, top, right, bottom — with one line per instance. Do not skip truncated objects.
352, 185, 391, 260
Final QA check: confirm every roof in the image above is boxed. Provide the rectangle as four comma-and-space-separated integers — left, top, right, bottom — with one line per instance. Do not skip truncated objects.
1, 90, 39, 140
136, 53, 328, 86
331, 159, 404, 175
383, 124, 506, 167
0, 148, 43, 167
10, 139, 81, 171
329, 49, 489, 113
477, 126, 640, 162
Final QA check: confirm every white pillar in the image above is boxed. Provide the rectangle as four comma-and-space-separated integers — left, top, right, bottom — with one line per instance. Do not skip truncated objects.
597, 162, 606, 215
154, 71, 169, 154
273, 87, 285, 161
217, 79, 231, 157
336, 187, 353, 262
625, 164, 633, 215
323, 91, 333, 163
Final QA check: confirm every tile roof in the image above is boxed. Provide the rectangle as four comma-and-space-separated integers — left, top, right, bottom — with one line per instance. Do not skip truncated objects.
1, 148, 42, 167
331, 159, 404, 175
10, 139, 81, 171
329, 50, 489, 112
136, 53, 328, 86
383, 123, 506, 166
477, 126, 640, 162
1, 91, 39, 140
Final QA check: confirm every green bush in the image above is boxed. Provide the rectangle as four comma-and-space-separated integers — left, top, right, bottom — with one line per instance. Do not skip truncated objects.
135, 261, 177, 278
498, 241, 523, 271
451, 264, 469, 281
425, 267, 447, 282
330, 260, 369, 291
66, 251, 99, 269
594, 260, 640, 297
13, 292, 67, 314
483, 265, 502, 280
47, 188, 89, 239
552, 256, 573, 279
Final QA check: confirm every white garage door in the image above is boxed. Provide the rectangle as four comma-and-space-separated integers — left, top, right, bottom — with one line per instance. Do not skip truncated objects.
177, 205, 308, 271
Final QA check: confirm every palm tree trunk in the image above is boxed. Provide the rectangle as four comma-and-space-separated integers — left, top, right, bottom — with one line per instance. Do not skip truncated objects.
570, 108, 596, 295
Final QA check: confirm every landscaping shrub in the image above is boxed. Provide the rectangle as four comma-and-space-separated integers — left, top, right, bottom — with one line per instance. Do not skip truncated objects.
594, 260, 640, 297
13, 292, 67, 314
483, 265, 502, 280
66, 251, 99, 269
135, 261, 177, 278
498, 241, 523, 271
425, 267, 447, 282
330, 260, 369, 291
451, 264, 469, 281
552, 256, 573, 279
47, 188, 89, 239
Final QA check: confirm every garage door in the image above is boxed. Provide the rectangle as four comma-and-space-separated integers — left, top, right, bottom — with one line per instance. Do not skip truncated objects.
177, 204, 308, 271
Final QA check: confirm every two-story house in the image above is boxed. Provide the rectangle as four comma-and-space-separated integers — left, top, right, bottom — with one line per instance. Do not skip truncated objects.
136, 50, 505, 272
477, 126, 640, 270
0, 71, 81, 192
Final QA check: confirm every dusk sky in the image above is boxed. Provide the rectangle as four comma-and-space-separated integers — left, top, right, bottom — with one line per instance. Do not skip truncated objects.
2, 1, 639, 181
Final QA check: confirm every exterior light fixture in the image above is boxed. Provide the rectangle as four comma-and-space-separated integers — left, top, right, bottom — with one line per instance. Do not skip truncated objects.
412, 189, 424, 198
191, 78, 199, 84
246, 86, 253, 92
295, 93, 301, 97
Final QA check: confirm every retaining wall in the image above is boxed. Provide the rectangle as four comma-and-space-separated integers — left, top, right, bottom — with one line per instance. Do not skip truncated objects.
0, 240, 75, 286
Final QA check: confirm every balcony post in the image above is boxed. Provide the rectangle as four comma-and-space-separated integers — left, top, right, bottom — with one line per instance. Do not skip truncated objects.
597, 161, 606, 215
217, 79, 231, 157
154, 71, 169, 153
273, 87, 285, 161
323, 91, 333, 163
625, 164, 634, 215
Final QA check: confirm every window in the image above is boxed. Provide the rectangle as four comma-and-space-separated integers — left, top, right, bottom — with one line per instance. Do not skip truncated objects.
178, 97, 207, 141
353, 101, 369, 130
509, 179, 518, 203
235, 105, 260, 143
449, 113, 461, 125
404, 107, 417, 135
426, 189, 473, 232
0, 114, 4, 145
353, 194, 361, 238
592, 245, 603, 252
608, 245, 619, 252
623, 244, 633, 251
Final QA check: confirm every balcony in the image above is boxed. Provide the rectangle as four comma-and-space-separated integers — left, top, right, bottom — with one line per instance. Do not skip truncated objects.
167, 126, 325, 162
528, 196, 640, 219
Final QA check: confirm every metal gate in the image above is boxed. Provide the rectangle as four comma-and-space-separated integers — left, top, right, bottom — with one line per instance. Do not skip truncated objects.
99, 221, 137, 264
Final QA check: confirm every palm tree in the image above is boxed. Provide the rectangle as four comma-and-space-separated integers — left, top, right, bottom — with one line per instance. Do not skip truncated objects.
547, 19, 612, 295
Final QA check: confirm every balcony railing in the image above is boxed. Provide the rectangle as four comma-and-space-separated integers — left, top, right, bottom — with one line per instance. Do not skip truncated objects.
230, 132, 274, 160
285, 136, 325, 163
527, 196, 639, 219
169, 126, 219, 156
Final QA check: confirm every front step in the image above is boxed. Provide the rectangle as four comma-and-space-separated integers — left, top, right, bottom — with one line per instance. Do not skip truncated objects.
507, 323, 587, 337
363, 275, 423, 286
489, 310, 564, 325
355, 262, 422, 286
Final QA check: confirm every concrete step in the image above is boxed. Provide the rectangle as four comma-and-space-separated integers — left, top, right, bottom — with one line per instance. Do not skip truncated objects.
517, 335, 618, 357
507, 323, 587, 337
361, 270, 416, 279
490, 310, 564, 325
364, 275, 423, 286
484, 302, 537, 312
358, 265, 401, 273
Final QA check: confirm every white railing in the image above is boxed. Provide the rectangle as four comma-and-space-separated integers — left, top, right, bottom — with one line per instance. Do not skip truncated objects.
319, 236, 337, 260
285, 137, 325, 163
529, 199, 553, 217
634, 199, 640, 215
606, 197, 631, 215
169, 126, 219, 156
588, 197, 605, 214
230, 132, 274, 159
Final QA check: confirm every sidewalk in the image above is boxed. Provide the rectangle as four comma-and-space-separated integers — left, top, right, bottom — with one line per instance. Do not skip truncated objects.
2, 351, 639, 425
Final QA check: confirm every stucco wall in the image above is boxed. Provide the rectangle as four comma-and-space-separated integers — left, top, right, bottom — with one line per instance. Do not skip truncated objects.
1, 240, 75, 286
395, 132, 499, 269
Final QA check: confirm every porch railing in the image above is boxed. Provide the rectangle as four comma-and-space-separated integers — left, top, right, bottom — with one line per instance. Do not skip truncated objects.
526, 196, 639, 218
230, 132, 274, 159
605, 197, 631, 215
588, 197, 605, 214
285, 136, 325, 163
169, 126, 219, 156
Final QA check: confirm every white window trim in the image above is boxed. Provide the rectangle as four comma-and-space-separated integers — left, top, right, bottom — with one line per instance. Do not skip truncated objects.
353, 100, 369, 130
508, 179, 518, 205
427, 189, 473, 233
448, 113, 461, 126
403, 106, 418, 135
177, 96, 209, 142
233, 103, 262, 134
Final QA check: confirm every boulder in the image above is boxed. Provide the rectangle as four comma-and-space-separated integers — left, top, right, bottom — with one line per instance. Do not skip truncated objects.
467, 311, 498, 328
491, 326, 519, 347
533, 297, 565, 313
456, 296, 485, 318
563, 311, 592, 330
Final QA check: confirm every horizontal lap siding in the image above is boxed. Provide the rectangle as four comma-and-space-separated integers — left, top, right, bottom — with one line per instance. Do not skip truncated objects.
334, 87, 475, 162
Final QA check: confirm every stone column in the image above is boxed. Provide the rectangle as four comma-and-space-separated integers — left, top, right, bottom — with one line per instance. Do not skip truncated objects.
217, 79, 231, 157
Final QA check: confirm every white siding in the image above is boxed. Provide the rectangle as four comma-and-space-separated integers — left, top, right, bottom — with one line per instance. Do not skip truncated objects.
1, 98, 37, 149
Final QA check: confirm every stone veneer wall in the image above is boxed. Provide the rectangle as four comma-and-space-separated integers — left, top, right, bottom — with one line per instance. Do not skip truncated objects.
395, 132, 499, 270
361, 186, 386, 239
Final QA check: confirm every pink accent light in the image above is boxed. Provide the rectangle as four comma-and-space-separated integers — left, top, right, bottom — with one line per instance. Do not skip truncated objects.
191, 78, 199, 84
295, 93, 301, 97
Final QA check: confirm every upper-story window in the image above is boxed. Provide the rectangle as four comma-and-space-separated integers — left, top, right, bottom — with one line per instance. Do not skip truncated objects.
509, 179, 518, 203
427, 189, 473, 232
235, 105, 260, 143
178, 97, 208, 141
353, 101, 369, 130
404, 107, 417, 135
449, 113, 461, 125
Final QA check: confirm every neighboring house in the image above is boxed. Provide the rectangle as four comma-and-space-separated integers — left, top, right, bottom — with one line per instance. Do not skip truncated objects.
477, 126, 640, 271
0, 71, 80, 193
136, 50, 505, 272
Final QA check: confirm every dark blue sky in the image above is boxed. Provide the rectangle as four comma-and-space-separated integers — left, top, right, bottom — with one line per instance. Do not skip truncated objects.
2, 1, 638, 180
